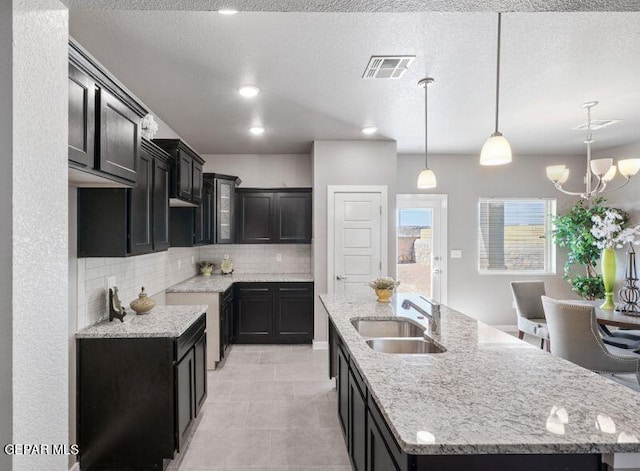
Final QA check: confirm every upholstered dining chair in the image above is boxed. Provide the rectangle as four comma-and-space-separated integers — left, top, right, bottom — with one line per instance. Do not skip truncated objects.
541, 296, 640, 386
510, 281, 550, 350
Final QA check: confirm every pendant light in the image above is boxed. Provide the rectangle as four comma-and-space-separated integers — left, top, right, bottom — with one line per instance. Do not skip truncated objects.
480, 12, 512, 166
417, 77, 436, 189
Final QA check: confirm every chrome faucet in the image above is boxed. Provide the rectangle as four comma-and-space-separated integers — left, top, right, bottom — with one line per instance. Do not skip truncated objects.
401, 298, 441, 336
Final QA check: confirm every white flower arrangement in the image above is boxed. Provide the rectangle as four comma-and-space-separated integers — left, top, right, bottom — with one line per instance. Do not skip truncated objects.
140, 114, 159, 140
615, 225, 640, 249
590, 209, 625, 249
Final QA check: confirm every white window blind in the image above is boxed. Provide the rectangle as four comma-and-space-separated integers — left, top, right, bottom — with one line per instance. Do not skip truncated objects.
478, 198, 556, 274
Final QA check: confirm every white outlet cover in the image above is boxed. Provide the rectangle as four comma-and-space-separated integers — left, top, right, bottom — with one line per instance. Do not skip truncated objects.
276, 253, 282, 262
224, 254, 230, 260
107, 276, 116, 290
450, 250, 463, 259
178, 260, 182, 269
191, 256, 195, 264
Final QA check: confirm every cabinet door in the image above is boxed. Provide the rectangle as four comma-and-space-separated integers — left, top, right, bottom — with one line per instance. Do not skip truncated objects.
178, 152, 192, 200
366, 411, 400, 471
98, 88, 139, 183
235, 286, 273, 343
153, 157, 170, 252
192, 160, 203, 204
237, 192, 274, 243
274, 284, 313, 343
337, 345, 349, 439
194, 334, 207, 414
275, 191, 312, 243
215, 178, 235, 244
68, 63, 95, 167
349, 370, 367, 471
128, 146, 153, 255
175, 349, 195, 452
194, 182, 212, 246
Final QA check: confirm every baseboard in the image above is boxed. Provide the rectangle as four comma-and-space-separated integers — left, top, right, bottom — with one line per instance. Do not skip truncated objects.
312, 340, 328, 350
493, 324, 518, 333
69, 462, 80, 471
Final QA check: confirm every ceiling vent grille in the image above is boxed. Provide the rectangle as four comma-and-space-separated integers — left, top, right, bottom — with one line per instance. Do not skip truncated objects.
572, 119, 621, 131
362, 55, 415, 79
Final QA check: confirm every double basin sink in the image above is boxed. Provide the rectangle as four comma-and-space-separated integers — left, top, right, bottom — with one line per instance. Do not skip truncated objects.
351, 319, 446, 354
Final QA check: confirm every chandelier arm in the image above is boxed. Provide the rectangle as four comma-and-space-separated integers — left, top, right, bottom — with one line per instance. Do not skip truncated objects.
598, 176, 632, 194
553, 182, 587, 197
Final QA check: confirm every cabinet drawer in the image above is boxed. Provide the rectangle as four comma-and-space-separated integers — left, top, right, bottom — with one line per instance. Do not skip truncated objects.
176, 314, 206, 361
275, 283, 313, 296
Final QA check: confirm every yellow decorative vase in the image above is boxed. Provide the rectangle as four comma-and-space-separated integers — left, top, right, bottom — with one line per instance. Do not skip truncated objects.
130, 287, 155, 315
375, 288, 394, 303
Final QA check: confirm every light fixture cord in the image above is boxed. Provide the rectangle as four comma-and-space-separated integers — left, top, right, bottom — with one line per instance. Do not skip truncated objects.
494, 12, 502, 134
424, 79, 429, 169
585, 104, 593, 196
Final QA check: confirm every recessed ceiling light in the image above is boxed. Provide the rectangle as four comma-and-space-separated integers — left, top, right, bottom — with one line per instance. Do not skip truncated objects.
238, 85, 260, 98
361, 126, 378, 135
249, 126, 265, 135
218, 8, 238, 15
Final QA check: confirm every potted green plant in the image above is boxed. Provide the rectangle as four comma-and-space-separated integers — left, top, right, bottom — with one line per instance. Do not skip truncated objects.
368, 277, 400, 303
552, 198, 627, 300
199, 261, 215, 276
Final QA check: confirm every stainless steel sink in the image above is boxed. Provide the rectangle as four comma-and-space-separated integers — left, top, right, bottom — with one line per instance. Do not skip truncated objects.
365, 338, 446, 354
351, 319, 424, 338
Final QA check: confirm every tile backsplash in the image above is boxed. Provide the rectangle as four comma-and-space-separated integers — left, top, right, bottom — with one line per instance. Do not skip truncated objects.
199, 244, 312, 275
76, 244, 312, 329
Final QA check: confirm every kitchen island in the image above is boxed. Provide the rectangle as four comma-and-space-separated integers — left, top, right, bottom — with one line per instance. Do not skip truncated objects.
321, 293, 640, 471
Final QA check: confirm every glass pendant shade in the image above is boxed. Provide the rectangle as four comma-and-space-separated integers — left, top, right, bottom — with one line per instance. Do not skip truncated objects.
618, 158, 640, 177
417, 168, 437, 189
546, 165, 567, 183
590, 158, 613, 177
603, 165, 617, 182
480, 133, 512, 166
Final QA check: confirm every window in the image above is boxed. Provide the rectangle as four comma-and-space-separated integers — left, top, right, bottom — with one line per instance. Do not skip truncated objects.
478, 198, 556, 274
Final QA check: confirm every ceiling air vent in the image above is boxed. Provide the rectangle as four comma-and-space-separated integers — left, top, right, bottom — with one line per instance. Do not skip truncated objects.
362, 55, 415, 79
572, 119, 621, 131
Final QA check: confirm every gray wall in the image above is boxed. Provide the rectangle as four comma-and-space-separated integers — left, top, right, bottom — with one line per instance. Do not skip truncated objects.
313, 140, 397, 343
397, 153, 586, 326
12, 1, 69, 470
202, 154, 312, 187
0, 1, 13, 469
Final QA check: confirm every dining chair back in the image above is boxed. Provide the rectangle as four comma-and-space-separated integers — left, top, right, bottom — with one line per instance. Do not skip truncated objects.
541, 296, 640, 384
510, 281, 549, 348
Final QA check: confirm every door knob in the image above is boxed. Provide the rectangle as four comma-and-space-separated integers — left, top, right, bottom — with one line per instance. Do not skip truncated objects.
432, 269, 441, 275
336, 275, 347, 280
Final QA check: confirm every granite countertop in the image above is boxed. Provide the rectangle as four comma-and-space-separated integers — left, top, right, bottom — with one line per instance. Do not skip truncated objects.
166, 273, 314, 293
76, 305, 207, 339
321, 293, 640, 456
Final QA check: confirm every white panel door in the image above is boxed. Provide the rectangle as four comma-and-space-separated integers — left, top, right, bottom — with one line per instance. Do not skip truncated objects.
333, 192, 383, 295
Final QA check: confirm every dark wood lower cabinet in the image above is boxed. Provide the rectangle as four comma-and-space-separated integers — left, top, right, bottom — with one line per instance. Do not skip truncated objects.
328, 319, 602, 471
234, 282, 313, 344
77, 315, 206, 470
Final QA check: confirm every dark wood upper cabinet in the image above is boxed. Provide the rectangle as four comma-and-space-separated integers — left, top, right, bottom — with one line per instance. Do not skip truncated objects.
236, 188, 311, 244
68, 39, 147, 187
68, 62, 95, 167
77, 139, 171, 257
275, 191, 312, 243
152, 139, 205, 206
208, 173, 238, 245
169, 178, 213, 248
236, 191, 274, 244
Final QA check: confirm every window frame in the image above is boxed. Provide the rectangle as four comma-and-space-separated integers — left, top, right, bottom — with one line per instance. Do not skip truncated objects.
477, 197, 557, 276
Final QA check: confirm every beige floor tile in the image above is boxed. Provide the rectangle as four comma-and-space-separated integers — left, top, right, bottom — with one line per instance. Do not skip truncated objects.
316, 400, 340, 428
205, 381, 234, 402
308, 349, 330, 363
275, 362, 328, 382
246, 400, 320, 429
292, 380, 337, 402
259, 350, 312, 364
229, 380, 296, 402
222, 352, 261, 365
197, 401, 249, 430
290, 345, 313, 352
179, 429, 270, 468
209, 364, 276, 382
235, 344, 294, 352
269, 428, 350, 467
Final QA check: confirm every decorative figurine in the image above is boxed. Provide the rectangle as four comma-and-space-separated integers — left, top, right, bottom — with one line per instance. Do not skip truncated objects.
130, 287, 156, 315
109, 287, 126, 322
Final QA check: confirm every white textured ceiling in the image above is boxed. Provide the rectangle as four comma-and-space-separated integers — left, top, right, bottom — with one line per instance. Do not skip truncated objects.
69, 11, 640, 155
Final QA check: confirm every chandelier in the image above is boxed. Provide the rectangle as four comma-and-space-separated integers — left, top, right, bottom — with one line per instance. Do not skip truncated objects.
546, 101, 640, 199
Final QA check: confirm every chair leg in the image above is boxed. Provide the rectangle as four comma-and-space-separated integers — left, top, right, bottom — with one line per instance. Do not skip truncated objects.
540, 338, 544, 349
518, 330, 524, 340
